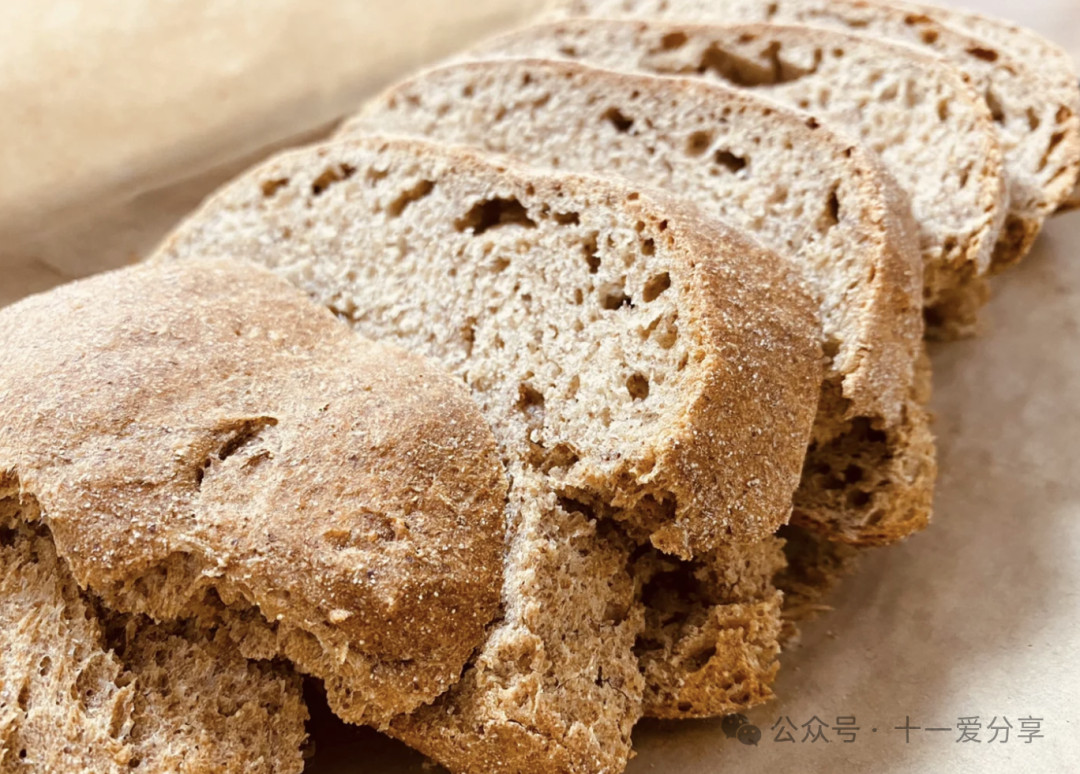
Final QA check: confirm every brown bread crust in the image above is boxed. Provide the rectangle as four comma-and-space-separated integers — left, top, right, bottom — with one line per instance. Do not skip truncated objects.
0, 258, 508, 726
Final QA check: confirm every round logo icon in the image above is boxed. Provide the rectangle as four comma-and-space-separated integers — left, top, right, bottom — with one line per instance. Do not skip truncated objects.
721, 713, 749, 739
737, 724, 762, 746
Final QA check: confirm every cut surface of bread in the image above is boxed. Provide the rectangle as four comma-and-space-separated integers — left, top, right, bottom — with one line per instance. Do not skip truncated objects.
551, 0, 1080, 271
882, 0, 1080, 214
468, 20, 1006, 335
158, 136, 822, 556
0, 257, 508, 727
339, 59, 934, 546
155, 135, 823, 773
0, 497, 309, 774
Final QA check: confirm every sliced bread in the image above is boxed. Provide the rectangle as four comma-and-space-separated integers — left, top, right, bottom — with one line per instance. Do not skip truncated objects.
0, 257, 509, 727
154, 135, 823, 773
882, 0, 1080, 214
550, 0, 1080, 271
338, 58, 934, 546
0, 496, 309, 774
468, 19, 1007, 335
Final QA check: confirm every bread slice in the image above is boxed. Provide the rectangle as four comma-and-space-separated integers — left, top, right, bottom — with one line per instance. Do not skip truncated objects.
155, 135, 823, 772
338, 59, 934, 546
549, 0, 1080, 271
467, 20, 1007, 336
0, 496, 309, 774
882, 0, 1080, 214
0, 257, 509, 727
157, 137, 821, 555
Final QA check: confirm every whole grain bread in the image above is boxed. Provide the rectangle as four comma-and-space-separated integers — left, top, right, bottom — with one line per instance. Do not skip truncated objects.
154, 135, 823, 773
634, 538, 786, 718
338, 59, 935, 546
550, 0, 1080, 272
0, 257, 508, 728
0, 496, 309, 774
157, 136, 822, 556
468, 20, 1007, 336
882, 0, 1080, 213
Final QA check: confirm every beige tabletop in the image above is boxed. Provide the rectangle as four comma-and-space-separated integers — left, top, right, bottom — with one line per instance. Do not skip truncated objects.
2, 1, 1078, 772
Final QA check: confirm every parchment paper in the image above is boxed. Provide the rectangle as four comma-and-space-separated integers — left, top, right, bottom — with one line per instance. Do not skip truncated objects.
1, 1, 1077, 772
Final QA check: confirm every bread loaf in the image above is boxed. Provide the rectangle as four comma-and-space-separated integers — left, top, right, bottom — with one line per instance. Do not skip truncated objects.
467, 19, 1007, 335
155, 135, 824, 773
340, 59, 935, 546
0, 257, 508, 727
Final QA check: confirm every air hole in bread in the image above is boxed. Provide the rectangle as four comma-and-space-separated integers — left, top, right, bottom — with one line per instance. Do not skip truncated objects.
1027, 108, 1041, 131
387, 180, 435, 218
819, 187, 842, 233
365, 167, 389, 185
195, 416, 278, 487
626, 372, 650, 401
644, 312, 679, 350
554, 211, 581, 225
641, 238, 656, 256
937, 99, 951, 122
310, 164, 357, 196
660, 31, 688, 51
517, 383, 545, 417
600, 282, 632, 311
921, 29, 939, 45
685, 130, 713, 157
966, 46, 999, 63
843, 465, 864, 484
985, 89, 1005, 123
260, 178, 290, 198
1039, 131, 1066, 172
848, 490, 872, 508
643, 273, 671, 303
686, 645, 717, 673
695, 41, 818, 88
713, 150, 748, 173
556, 494, 596, 520
581, 233, 602, 273
454, 197, 537, 235
602, 107, 635, 133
